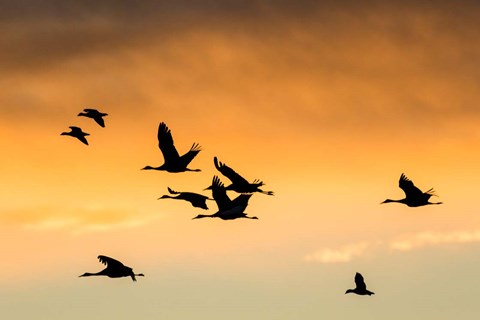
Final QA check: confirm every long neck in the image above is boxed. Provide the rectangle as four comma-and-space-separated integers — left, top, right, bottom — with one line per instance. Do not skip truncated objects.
345, 289, 354, 294
142, 165, 164, 170
79, 271, 105, 277
193, 214, 215, 219
382, 198, 406, 204
185, 168, 201, 172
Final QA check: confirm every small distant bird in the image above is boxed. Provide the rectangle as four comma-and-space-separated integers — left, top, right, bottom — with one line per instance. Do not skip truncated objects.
61, 126, 90, 145
381, 173, 442, 207
158, 187, 212, 210
78, 108, 108, 127
193, 176, 257, 220
345, 272, 374, 296
206, 157, 273, 195
142, 122, 201, 172
79, 255, 144, 282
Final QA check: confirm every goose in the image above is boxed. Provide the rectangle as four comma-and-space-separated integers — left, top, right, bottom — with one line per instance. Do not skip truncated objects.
206, 157, 273, 195
79, 255, 144, 281
158, 187, 212, 210
382, 173, 442, 207
193, 176, 257, 220
142, 122, 201, 172
345, 272, 374, 296
78, 108, 108, 127
61, 126, 90, 145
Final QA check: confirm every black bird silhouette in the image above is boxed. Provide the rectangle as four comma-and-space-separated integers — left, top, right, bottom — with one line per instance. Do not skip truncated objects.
142, 122, 201, 172
78, 108, 108, 127
79, 255, 144, 281
345, 272, 374, 296
381, 173, 442, 207
206, 157, 273, 195
61, 126, 90, 145
158, 187, 212, 210
193, 176, 257, 220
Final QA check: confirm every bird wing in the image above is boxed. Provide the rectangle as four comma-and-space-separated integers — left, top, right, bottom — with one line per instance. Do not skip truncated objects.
211, 176, 232, 211
399, 174, 424, 198
354, 272, 367, 291
157, 122, 180, 163
98, 255, 125, 268
214, 157, 249, 185
83, 108, 99, 113
179, 143, 201, 166
231, 194, 252, 210
167, 187, 180, 195
93, 116, 105, 127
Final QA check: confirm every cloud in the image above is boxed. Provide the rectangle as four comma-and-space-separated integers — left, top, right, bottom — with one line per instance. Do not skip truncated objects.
0, 206, 152, 233
306, 229, 480, 263
305, 241, 370, 263
390, 229, 480, 252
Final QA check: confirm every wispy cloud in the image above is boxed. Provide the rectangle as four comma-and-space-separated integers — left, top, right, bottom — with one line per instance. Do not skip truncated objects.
390, 229, 480, 252
306, 229, 480, 263
305, 241, 370, 263
1, 206, 152, 233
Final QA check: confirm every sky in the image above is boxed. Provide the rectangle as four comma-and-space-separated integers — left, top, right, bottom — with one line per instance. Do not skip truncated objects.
1, 0, 480, 319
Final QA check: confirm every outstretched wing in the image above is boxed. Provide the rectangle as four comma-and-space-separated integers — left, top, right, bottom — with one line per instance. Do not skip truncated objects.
93, 116, 105, 127
167, 187, 180, 195
211, 176, 232, 211
399, 174, 424, 199
214, 157, 249, 185
179, 143, 201, 167
158, 122, 180, 163
98, 255, 125, 268
231, 194, 252, 211
83, 108, 99, 113
354, 272, 367, 291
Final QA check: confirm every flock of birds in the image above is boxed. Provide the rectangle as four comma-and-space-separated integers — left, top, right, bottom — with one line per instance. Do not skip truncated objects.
61, 108, 443, 295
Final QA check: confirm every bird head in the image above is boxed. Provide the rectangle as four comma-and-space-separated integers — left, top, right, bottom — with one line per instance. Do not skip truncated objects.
345, 289, 354, 294
381, 199, 394, 204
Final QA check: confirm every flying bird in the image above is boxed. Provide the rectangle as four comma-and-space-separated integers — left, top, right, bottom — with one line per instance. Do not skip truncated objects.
142, 122, 201, 172
79, 255, 144, 281
158, 187, 212, 210
61, 126, 90, 145
78, 108, 108, 127
381, 173, 442, 207
345, 272, 375, 296
193, 176, 257, 220
206, 157, 273, 195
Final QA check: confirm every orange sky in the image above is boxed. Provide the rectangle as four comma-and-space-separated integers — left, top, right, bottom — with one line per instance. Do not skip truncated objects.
2, 1, 480, 319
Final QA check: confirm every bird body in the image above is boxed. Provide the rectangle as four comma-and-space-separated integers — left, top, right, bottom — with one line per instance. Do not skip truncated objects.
382, 173, 442, 207
61, 126, 90, 145
345, 272, 374, 296
142, 122, 201, 172
158, 187, 212, 210
78, 108, 108, 127
79, 255, 144, 281
193, 176, 257, 220
209, 157, 273, 195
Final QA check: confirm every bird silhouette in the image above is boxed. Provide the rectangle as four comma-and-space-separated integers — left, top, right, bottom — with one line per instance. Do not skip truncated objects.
158, 187, 212, 210
206, 157, 273, 195
61, 126, 90, 145
345, 272, 374, 296
381, 173, 442, 207
142, 122, 201, 172
79, 255, 144, 281
193, 176, 257, 220
78, 108, 108, 127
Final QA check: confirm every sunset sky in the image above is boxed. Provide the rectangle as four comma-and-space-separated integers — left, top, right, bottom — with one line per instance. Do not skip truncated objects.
2, 1, 480, 319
